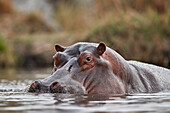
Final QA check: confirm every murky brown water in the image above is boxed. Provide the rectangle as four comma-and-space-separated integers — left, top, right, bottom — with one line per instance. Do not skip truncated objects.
0, 68, 170, 113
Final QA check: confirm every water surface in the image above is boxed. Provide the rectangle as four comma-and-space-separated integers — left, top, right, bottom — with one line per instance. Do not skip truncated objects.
0, 68, 170, 113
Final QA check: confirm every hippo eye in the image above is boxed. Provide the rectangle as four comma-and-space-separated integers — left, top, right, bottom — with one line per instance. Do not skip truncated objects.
86, 57, 91, 62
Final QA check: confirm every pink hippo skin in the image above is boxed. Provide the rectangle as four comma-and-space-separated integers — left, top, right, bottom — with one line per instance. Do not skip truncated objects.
28, 42, 170, 94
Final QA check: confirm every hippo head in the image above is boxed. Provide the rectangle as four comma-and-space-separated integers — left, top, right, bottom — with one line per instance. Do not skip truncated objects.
28, 42, 126, 94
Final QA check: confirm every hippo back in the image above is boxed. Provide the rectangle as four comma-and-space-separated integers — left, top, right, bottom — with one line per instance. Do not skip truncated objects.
128, 61, 170, 92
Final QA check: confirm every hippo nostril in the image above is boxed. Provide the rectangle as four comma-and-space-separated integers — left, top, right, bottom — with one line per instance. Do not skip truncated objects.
32, 80, 40, 88
28, 80, 42, 92
51, 82, 60, 89
50, 82, 66, 93
34, 80, 41, 88
31, 82, 37, 88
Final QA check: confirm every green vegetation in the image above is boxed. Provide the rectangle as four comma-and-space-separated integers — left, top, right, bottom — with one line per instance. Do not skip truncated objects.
0, 35, 14, 67
0, 0, 169, 68
53, 0, 170, 68
0, 36, 7, 52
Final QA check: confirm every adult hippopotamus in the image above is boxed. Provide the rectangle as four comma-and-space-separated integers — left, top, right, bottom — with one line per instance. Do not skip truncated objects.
28, 42, 170, 94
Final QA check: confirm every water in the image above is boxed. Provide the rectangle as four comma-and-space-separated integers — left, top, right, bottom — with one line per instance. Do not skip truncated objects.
0, 68, 170, 113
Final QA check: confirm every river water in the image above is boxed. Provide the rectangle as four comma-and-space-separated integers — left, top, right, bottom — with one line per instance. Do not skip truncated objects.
0, 68, 170, 113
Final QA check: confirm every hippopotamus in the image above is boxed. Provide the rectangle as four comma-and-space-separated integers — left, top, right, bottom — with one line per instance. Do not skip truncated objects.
28, 42, 170, 94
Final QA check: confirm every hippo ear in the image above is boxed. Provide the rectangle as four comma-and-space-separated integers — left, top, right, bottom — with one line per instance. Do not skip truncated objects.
55, 44, 65, 52
97, 42, 106, 55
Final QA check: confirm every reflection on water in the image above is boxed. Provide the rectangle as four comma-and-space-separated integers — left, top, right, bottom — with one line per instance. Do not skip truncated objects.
0, 68, 170, 113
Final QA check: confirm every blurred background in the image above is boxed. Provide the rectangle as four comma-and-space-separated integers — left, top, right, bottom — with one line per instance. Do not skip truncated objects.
0, 0, 169, 69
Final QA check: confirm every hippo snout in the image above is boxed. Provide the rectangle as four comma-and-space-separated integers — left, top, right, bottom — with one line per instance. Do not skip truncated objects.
28, 80, 86, 94
28, 80, 67, 93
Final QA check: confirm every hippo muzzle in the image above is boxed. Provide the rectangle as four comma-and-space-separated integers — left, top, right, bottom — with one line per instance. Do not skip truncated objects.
28, 78, 86, 94
28, 81, 67, 93
28, 61, 86, 94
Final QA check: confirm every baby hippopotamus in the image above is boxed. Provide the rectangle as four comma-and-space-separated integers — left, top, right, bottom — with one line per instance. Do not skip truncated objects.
28, 42, 170, 94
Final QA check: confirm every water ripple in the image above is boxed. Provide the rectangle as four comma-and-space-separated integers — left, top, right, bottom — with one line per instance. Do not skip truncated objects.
0, 72, 170, 113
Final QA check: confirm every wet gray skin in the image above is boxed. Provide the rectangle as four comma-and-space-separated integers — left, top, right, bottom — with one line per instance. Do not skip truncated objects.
28, 42, 170, 94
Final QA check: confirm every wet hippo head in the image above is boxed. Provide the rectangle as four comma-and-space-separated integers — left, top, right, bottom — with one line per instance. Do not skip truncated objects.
28, 42, 127, 94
